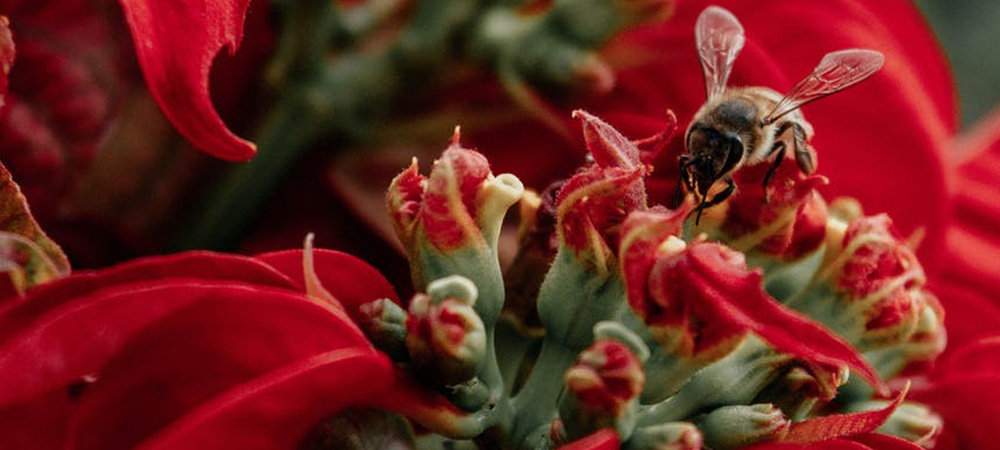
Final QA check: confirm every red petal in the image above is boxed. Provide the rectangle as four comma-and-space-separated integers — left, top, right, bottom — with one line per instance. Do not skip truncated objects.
683, 243, 886, 393
911, 375, 1000, 450
558, 428, 620, 450
56, 285, 370, 449
557, 166, 644, 259
0, 389, 68, 450
420, 142, 492, 251
0, 283, 364, 410
939, 110, 1000, 341
949, 93, 1000, 167
745, 439, 874, 450
574, 110, 642, 170
255, 248, 401, 325
935, 336, 1000, 379
620, 206, 691, 320
128, 349, 392, 450
0, 251, 298, 342
783, 387, 906, 444
117, 0, 257, 160
467, 113, 583, 190
930, 281, 1000, 352
849, 433, 927, 450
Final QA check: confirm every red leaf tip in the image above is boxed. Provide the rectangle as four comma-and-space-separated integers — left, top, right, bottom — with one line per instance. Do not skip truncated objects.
118, 0, 257, 160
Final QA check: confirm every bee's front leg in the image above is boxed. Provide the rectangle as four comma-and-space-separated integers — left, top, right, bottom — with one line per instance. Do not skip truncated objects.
694, 176, 736, 225
762, 121, 812, 202
672, 154, 695, 208
762, 140, 787, 199
789, 122, 814, 174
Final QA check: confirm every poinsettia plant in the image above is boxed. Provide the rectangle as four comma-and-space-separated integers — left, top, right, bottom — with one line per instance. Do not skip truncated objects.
0, 107, 951, 449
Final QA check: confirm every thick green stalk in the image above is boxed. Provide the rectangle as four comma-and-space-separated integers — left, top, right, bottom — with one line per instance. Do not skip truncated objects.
509, 337, 578, 447
636, 338, 792, 426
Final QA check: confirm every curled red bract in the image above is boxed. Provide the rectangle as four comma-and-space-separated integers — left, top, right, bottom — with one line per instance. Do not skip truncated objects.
117, 0, 257, 160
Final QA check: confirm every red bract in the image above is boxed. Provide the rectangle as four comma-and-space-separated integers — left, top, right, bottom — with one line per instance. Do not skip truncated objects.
553, 111, 675, 272
742, 392, 920, 450
117, 0, 257, 160
935, 106, 1000, 352
911, 336, 1000, 449
0, 247, 461, 449
414, 140, 491, 251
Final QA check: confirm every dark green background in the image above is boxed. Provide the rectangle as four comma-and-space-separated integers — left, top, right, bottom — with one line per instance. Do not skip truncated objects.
916, 1, 1000, 127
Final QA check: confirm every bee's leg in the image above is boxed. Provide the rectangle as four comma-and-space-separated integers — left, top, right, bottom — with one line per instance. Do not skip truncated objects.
790, 122, 814, 174
672, 155, 694, 208
704, 176, 736, 208
762, 141, 787, 199
763, 120, 811, 200
695, 176, 735, 225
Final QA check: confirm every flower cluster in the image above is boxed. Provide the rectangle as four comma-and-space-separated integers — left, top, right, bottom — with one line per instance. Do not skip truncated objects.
0, 105, 953, 449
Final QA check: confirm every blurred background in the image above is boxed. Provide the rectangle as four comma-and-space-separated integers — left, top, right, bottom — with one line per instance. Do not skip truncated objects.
916, 0, 1000, 126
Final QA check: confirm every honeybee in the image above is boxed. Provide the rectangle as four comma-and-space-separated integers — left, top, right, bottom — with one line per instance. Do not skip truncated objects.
677, 6, 884, 221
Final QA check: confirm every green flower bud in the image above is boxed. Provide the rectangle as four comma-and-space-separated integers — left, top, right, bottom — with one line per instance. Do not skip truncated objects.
627, 422, 703, 450
406, 277, 487, 386
387, 130, 523, 326
560, 337, 646, 440
694, 404, 790, 450
358, 298, 409, 360
795, 213, 941, 370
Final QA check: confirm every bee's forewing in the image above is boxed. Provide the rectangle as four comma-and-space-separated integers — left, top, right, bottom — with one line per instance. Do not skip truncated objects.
765, 49, 885, 123
696, 6, 745, 100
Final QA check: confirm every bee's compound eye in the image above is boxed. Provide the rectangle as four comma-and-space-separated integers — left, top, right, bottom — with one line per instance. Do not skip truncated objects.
686, 126, 710, 152
687, 125, 724, 153
721, 132, 744, 173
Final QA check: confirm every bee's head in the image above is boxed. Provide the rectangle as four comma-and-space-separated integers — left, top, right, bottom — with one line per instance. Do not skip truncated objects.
684, 124, 744, 197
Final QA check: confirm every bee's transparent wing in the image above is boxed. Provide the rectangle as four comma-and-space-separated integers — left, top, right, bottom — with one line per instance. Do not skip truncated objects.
764, 49, 884, 123
696, 6, 745, 100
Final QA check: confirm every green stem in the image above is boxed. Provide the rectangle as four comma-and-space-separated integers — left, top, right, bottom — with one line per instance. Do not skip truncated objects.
494, 320, 542, 398
636, 338, 791, 426
509, 337, 578, 447
480, 331, 513, 431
